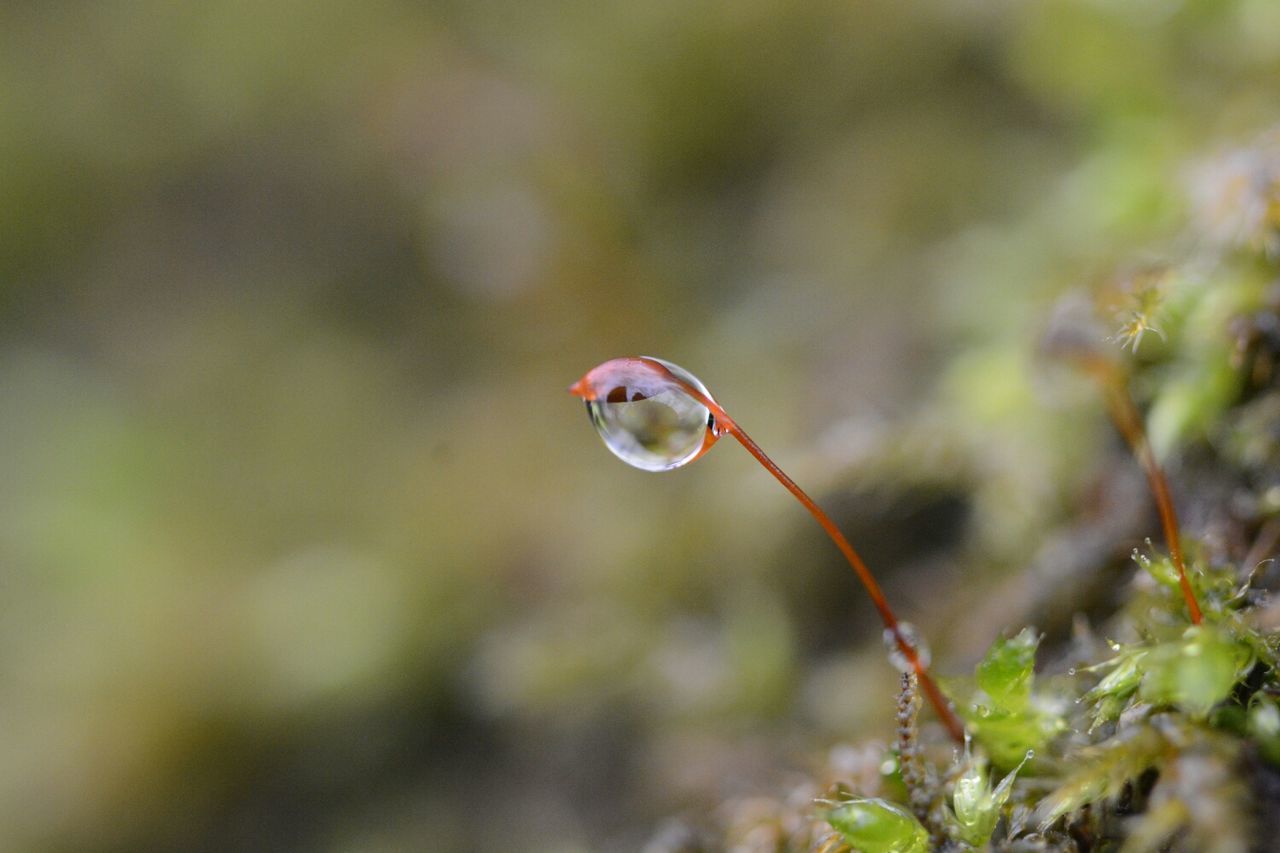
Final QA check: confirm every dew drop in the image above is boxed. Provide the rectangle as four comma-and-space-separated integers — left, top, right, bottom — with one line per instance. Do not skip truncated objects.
573, 357, 720, 472
1067, 667, 1077, 676
883, 622, 930, 672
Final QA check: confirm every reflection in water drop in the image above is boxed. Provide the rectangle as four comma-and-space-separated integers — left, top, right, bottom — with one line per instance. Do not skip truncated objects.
577, 357, 720, 472
884, 622, 930, 672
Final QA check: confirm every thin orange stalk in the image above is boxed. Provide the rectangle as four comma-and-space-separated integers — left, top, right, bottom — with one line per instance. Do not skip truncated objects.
650, 361, 967, 743
1082, 357, 1203, 624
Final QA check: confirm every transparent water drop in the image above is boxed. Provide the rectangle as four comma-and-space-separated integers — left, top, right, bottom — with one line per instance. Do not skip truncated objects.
883, 622, 930, 672
1067, 667, 1077, 676
571, 357, 721, 472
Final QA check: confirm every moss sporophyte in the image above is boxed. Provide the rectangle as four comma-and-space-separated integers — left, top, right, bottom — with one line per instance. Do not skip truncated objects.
570, 355, 967, 743
569, 355, 1221, 745
572, 330, 1279, 849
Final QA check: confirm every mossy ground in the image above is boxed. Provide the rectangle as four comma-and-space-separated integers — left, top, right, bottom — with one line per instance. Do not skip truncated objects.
645, 130, 1280, 853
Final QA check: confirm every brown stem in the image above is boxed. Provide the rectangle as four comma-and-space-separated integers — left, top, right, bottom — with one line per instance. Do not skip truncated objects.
644, 359, 967, 742
728, 424, 967, 742
1082, 357, 1203, 624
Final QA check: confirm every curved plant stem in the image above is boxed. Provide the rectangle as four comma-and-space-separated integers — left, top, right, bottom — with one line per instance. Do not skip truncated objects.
645, 358, 968, 743
1082, 357, 1203, 625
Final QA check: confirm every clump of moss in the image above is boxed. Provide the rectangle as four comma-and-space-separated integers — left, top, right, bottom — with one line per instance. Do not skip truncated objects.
644, 129, 1280, 852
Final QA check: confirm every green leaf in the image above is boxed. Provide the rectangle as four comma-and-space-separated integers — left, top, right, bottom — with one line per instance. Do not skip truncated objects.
1133, 549, 1181, 591
951, 749, 1031, 846
1085, 649, 1147, 700
1138, 625, 1251, 718
968, 709, 1057, 770
823, 798, 930, 853
976, 627, 1039, 713
1082, 647, 1148, 729
961, 628, 1062, 768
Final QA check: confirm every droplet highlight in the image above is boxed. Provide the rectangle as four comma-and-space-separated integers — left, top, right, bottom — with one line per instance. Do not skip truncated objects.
572, 357, 720, 472
884, 622, 930, 672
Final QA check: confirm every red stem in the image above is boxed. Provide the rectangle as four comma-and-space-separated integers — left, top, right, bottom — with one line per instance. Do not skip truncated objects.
646, 359, 967, 743
727, 424, 967, 743
1083, 358, 1203, 625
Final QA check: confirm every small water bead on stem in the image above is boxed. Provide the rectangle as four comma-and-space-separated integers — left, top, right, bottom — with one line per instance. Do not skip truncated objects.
570, 356, 967, 744
884, 623, 930, 672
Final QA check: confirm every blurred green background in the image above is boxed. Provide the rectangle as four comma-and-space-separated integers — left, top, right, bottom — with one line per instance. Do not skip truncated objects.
2, 1, 1279, 850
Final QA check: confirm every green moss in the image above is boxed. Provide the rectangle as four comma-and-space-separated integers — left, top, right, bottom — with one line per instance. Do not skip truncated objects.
822, 798, 930, 853
1137, 625, 1252, 719
666, 127, 1280, 852
953, 628, 1065, 769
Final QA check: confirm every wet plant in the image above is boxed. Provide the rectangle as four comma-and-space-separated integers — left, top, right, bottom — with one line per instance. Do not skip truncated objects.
628, 128, 1280, 852
570, 356, 967, 743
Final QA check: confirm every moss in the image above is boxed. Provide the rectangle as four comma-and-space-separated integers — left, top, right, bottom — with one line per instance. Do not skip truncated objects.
645, 126, 1280, 853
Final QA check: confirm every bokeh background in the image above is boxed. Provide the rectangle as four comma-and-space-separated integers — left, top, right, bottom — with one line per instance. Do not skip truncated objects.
3, 1, 1280, 850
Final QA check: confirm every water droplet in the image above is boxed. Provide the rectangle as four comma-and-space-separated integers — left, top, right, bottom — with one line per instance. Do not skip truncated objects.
1067, 667, 1077, 676
572, 357, 720, 472
883, 622, 930, 672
